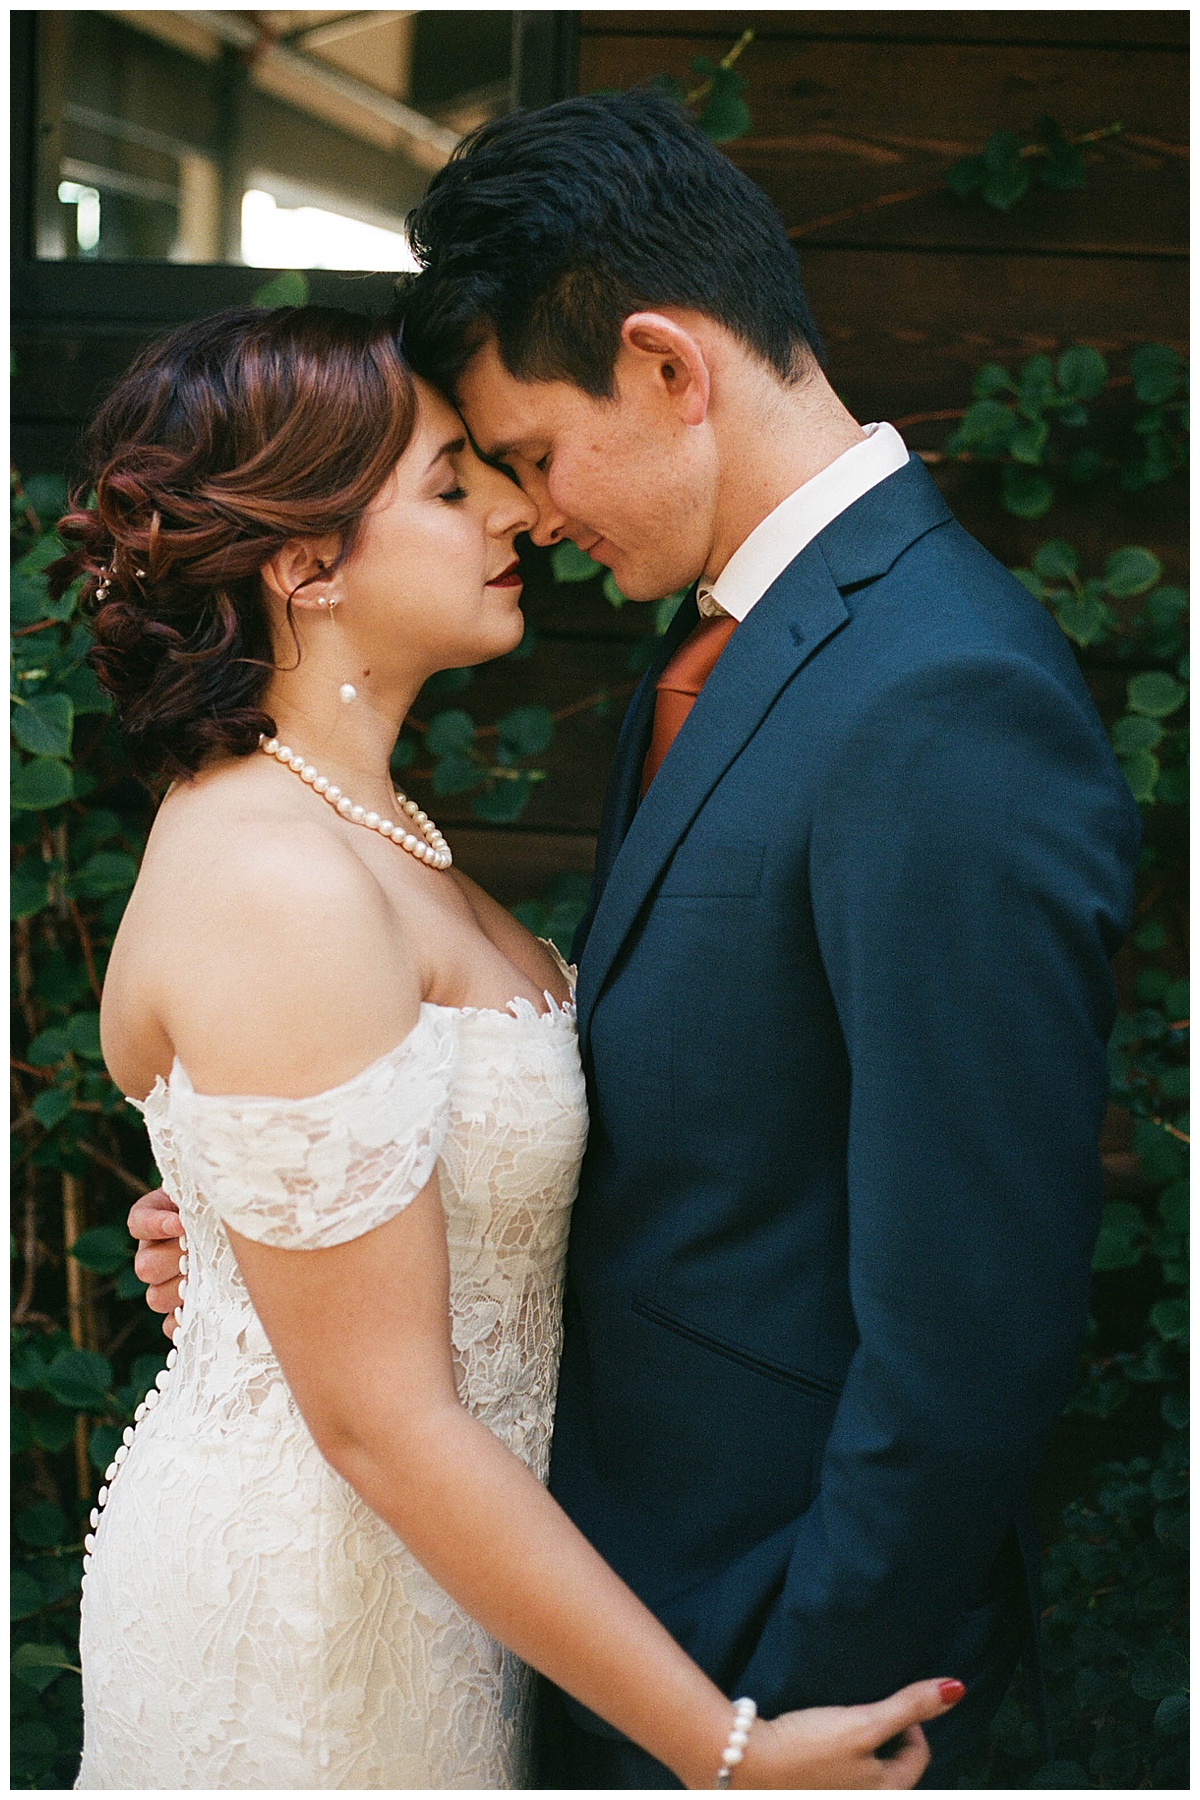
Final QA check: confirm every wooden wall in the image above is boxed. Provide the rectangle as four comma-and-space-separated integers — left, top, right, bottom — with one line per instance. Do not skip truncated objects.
426, 8, 1188, 900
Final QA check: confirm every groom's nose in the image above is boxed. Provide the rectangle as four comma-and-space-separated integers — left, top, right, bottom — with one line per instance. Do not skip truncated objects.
521, 473, 575, 549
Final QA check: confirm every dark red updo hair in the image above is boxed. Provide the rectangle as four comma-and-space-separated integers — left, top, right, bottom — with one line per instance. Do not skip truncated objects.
49, 305, 416, 784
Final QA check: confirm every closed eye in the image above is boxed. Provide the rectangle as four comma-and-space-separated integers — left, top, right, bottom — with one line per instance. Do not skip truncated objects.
438, 484, 467, 503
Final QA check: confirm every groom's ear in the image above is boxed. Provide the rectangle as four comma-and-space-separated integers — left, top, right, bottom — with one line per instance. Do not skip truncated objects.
619, 313, 711, 427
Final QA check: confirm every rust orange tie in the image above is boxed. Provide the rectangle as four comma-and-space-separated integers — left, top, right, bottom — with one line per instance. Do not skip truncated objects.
640, 612, 738, 797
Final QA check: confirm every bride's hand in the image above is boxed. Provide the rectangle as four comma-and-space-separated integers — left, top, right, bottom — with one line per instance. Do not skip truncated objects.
729, 1678, 964, 1790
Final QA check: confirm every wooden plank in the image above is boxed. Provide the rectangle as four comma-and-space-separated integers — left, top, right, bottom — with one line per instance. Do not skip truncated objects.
579, 13, 1190, 50
448, 827, 595, 904
801, 245, 1187, 425
579, 35, 1188, 257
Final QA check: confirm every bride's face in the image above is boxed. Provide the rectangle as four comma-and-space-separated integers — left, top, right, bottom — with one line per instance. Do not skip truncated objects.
334, 379, 537, 678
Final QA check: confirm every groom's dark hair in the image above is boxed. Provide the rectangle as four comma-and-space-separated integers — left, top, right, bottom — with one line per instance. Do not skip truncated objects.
399, 88, 823, 399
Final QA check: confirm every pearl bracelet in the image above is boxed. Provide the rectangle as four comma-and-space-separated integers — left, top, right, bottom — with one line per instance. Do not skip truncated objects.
715, 1697, 757, 1788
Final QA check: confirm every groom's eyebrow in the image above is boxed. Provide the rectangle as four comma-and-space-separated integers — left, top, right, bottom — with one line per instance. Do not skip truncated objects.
425, 435, 466, 473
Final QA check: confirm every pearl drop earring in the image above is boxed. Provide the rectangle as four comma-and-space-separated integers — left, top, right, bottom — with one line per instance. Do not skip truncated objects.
339, 683, 358, 704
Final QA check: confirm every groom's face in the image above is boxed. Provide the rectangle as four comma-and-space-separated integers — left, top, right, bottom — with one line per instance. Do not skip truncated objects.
455, 337, 716, 604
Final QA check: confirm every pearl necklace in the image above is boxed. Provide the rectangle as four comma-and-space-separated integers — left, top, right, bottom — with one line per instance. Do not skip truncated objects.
259, 735, 452, 869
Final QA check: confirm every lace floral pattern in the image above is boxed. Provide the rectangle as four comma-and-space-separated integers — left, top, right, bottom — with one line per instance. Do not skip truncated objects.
77, 991, 587, 1789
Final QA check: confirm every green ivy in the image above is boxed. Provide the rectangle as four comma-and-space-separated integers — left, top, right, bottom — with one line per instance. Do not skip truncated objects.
946, 344, 1188, 518
946, 117, 1123, 213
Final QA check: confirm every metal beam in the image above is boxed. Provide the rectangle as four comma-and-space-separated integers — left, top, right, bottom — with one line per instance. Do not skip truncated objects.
176, 10, 460, 161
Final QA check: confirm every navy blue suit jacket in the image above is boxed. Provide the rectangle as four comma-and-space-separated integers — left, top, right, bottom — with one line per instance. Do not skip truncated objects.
551, 457, 1139, 1734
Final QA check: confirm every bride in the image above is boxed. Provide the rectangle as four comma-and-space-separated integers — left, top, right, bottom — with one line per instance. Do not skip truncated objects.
55, 303, 960, 1789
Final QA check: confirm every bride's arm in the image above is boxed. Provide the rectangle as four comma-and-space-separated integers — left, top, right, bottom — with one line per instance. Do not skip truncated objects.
229, 1188, 953, 1790
159, 830, 958, 1790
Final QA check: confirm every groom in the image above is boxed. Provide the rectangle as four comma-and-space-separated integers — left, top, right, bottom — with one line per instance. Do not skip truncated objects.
130, 92, 1139, 1785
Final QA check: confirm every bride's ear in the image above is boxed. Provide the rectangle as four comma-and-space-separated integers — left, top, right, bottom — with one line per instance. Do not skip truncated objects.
260, 535, 343, 612
619, 312, 711, 426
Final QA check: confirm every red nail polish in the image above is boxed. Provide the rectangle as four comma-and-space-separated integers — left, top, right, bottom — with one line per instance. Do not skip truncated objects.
938, 1679, 965, 1704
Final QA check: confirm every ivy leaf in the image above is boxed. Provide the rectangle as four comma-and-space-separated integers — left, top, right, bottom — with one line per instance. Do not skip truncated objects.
44, 1347, 113, 1409
12, 691, 74, 758
471, 775, 532, 824
1149, 1297, 1188, 1344
26, 1025, 70, 1066
1016, 355, 1055, 413
11, 863, 50, 919
1002, 465, 1054, 520
656, 592, 688, 635
58, 658, 112, 715
420, 666, 473, 699
956, 399, 1017, 452
1056, 345, 1108, 401
980, 132, 1029, 210
696, 65, 751, 144
65, 1012, 103, 1059
68, 850, 138, 900
30, 1409, 76, 1454
971, 363, 1013, 399
69, 1223, 134, 1275
1119, 750, 1159, 804
1111, 715, 1164, 755
1130, 344, 1184, 406
11, 1642, 77, 1693
1029, 1762, 1089, 1787
551, 541, 604, 583
1010, 568, 1044, 600
431, 752, 482, 797
1162, 978, 1189, 1021
1127, 671, 1186, 717
424, 709, 476, 757
497, 705, 555, 758
10, 1571, 45, 1622
88, 1422, 122, 1472
1091, 1200, 1145, 1272
250, 270, 309, 307
1054, 592, 1113, 647
11, 756, 73, 811
602, 572, 627, 610
1131, 1644, 1189, 1700
390, 736, 416, 773
15, 1501, 70, 1549
1009, 419, 1049, 465
1155, 1695, 1190, 1737
1144, 586, 1188, 631
1031, 539, 1078, 581
31, 1085, 74, 1130
1035, 117, 1086, 191
116, 1262, 149, 1299
1103, 546, 1163, 598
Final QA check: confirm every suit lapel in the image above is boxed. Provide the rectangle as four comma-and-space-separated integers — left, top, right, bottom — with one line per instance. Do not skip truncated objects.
574, 455, 955, 1050
575, 547, 849, 1051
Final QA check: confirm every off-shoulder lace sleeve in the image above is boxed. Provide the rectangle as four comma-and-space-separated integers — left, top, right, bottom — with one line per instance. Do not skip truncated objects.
168, 1005, 459, 1249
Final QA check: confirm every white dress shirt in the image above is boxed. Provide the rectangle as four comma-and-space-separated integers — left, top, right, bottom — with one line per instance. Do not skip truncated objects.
696, 421, 910, 621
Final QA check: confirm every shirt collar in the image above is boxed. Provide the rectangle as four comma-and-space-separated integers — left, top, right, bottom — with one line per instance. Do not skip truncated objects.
697, 422, 911, 621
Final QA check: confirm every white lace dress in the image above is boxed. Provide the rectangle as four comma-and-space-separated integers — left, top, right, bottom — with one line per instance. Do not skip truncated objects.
76, 988, 587, 1789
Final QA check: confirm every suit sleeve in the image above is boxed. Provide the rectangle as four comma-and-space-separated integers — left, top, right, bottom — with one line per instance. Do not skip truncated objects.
736, 650, 1139, 1709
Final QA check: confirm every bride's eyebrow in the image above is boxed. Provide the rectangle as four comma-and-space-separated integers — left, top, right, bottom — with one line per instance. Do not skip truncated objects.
424, 435, 466, 475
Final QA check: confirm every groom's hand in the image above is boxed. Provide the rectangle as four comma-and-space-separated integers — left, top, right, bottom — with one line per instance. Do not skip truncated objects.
128, 1189, 184, 1338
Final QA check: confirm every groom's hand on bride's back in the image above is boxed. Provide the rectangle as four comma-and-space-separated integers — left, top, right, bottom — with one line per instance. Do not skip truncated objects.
128, 1189, 185, 1338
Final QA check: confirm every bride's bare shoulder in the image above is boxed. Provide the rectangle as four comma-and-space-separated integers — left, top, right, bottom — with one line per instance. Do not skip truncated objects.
108, 759, 423, 1097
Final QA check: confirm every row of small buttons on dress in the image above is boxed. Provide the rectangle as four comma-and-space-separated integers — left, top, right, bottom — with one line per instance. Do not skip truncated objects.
80, 1236, 190, 1600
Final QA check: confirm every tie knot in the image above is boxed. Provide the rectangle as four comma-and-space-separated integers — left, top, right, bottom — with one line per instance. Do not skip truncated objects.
657, 613, 738, 699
